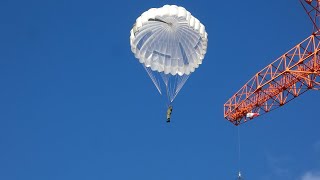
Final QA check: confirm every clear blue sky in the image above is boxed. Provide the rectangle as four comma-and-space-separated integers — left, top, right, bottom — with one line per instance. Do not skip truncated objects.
0, 0, 319, 179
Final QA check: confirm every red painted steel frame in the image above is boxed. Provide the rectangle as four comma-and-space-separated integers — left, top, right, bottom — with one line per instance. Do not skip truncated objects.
224, 0, 320, 126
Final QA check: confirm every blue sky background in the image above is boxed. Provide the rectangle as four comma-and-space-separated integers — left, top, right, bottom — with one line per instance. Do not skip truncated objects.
0, 0, 319, 179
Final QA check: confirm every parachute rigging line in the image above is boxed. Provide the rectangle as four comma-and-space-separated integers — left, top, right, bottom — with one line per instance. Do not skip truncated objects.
143, 64, 190, 105
143, 65, 162, 94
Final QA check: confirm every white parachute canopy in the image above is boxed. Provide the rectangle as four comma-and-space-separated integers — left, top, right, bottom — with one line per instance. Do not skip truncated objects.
130, 5, 208, 104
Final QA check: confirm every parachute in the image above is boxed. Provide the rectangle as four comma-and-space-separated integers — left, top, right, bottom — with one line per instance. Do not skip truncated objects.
130, 5, 208, 105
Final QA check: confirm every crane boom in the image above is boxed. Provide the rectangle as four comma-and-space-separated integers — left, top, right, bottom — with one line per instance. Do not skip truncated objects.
224, 0, 320, 125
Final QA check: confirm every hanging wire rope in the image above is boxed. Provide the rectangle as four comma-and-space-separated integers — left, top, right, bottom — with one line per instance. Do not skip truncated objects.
237, 126, 241, 172
237, 126, 243, 180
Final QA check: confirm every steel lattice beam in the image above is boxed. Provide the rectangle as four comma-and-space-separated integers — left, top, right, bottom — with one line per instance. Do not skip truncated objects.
224, 0, 320, 125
